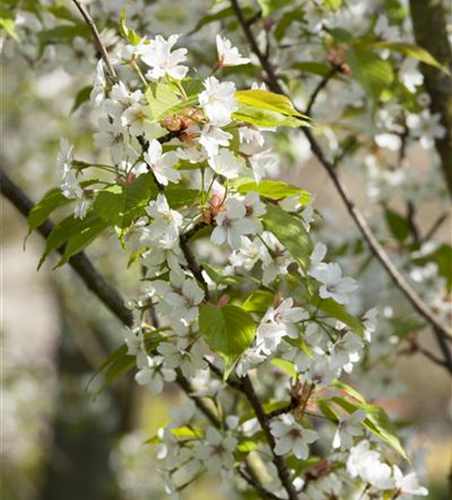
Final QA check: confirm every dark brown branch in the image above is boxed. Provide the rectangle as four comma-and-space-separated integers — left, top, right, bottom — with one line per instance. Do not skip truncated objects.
409, 0, 452, 197
305, 67, 337, 116
422, 211, 450, 243
267, 400, 296, 419
240, 375, 299, 500
0, 169, 134, 327
230, 0, 452, 342
179, 221, 210, 298
237, 467, 284, 500
71, 0, 117, 82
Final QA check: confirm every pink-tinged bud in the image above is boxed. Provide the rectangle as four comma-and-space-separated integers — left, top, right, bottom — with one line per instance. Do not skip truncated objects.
209, 192, 225, 216
217, 294, 230, 308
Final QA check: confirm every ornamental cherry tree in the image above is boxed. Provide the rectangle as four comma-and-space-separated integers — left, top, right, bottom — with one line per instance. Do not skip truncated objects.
1, 1, 450, 499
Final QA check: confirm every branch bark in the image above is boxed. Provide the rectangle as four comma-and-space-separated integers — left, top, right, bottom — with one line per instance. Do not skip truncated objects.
409, 0, 452, 197
230, 0, 451, 342
71, 0, 118, 82
1, 169, 134, 327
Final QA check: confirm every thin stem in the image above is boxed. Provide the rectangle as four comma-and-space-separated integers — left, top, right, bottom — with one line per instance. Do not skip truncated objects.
422, 211, 450, 243
305, 67, 337, 116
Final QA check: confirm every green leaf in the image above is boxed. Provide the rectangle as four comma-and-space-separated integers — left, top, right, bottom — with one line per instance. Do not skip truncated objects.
317, 399, 340, 422
333, 396, 407, 459
370, 41, 450, 75
236, 180, 311, 205
28, 189, 71, 233
235, 89, 306, 118
233, 104, 309, 128
189, 6, 232, 35
274, 9, 305, 40
199, 304, 256, 368
119, 8, 141, 45
285, 455, 322, 475
345, 49, 394, 99
256, 0, 286, 17
57, 215, 108, 265
309, 296, 365, 337
38, 24, 91, 45
165, 187, 199, 209
71, 85, 92, 114
270, 358, 297, 378
38, 211, 102, 268
292, 61, 333, 77
95, 347, 135, 394
385, 208, 410, 243
43, 3, 80, 23
262, 203, 313, 272
412, 243, 452, 291
235, 437, 260, 457
242, 290, 274, 314
323, 0, 342, 10
0, 8, 19, 41
93, 173, 158, 228
332, 381, 366, 403
202, 263, 247, 287
28, 181, 98, 234
145, 82, 180, 122
145, 425, 204, 445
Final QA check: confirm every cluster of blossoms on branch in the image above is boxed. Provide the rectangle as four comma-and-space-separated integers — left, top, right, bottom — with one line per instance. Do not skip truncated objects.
44, 17, 430, 499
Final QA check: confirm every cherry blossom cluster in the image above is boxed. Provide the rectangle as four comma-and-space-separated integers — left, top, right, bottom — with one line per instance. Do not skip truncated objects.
50, 27, 431, 499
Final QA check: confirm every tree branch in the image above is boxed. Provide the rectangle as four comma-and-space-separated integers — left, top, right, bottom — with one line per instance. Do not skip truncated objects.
240, 375, 299, 500
71, 0, 118, 82
305, 67, 337, 116
0, 169, 134, 327
237, 467, 284, 500
230, 0, 452, 342
409, 0, 452, 197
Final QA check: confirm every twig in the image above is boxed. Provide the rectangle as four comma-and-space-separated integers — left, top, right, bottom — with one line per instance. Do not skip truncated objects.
240, 375, 299, 500
71, 0, 117, 82
267, 400, 296, 419
422, 211, 450, 243
305, 67, 337, 116
418, 344, 452, 371
237, 467, 284, 500
230, 0, 452, 342
179, 222, 210, 298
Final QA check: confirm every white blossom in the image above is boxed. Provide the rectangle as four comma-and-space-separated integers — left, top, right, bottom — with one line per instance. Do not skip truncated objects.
199, 125, 232, 157
144, 194, 183, 248
407, 110, 446, 149
141, 34, 188, 81
135, 354, 177, 393
216, 35, 250, 67
208, 148, 245, 179
309, 263, 358, 304
158, 338, 207, 378
195, 427, 237, 475
124, 327, 144, 355
90, 59, 107, 107
347, 440, 395, 490
144, 139, 181, 186
270, 414, 318, 459
199, 76, 237, 126
332, 410, 365, 450
211, 196, 259, 249
393, 466, 428, 497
